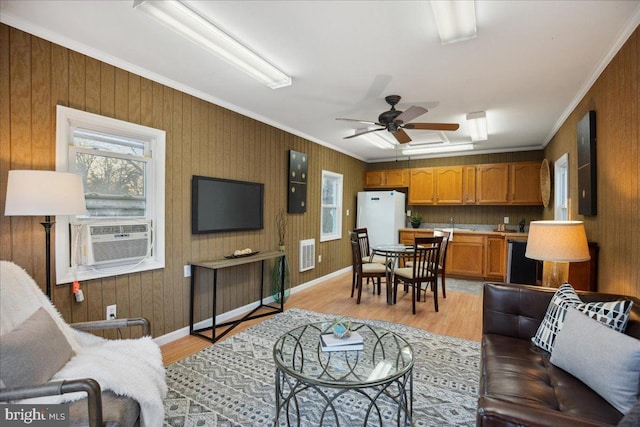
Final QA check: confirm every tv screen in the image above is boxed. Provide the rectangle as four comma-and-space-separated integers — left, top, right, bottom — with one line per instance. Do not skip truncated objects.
192, 175, 264, 234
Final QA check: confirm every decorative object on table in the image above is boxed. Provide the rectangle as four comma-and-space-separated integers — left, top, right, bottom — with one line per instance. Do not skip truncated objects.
4, 170, 86, 300
287, 150, 307, 213
409, 213, 422, 229
272, 209, 290, 303
577, 110, 597, 216
320, 330, 364, 352
224, 249, 259, 259
525, 220, 590, 288
330, 317, 352, 338
540, 159, 551, 208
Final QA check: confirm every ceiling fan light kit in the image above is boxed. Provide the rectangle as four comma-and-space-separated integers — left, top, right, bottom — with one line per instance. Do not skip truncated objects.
430, 0, 478, 45
466, 111, 488, 141
133, 0, 291, 89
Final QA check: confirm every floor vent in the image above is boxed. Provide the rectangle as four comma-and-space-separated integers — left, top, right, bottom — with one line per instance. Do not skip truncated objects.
299, 239, 315, 272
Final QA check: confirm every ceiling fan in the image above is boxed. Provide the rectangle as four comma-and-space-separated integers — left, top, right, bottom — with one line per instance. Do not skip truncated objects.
336, 95, 459, 144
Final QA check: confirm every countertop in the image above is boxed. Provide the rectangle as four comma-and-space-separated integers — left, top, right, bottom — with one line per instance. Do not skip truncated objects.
399, 227, 528, 238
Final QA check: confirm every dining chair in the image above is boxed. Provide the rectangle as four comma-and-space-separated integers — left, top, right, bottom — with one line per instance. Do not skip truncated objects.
351, 228, 388, 291
393, 236, 443, 314
350, 236, 390, 304
433, 229, 451, 298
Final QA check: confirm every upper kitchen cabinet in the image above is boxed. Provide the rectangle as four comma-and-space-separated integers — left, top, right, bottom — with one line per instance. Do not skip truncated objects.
476, 164, 510, 204
509, 162, 542, 205
462, 166, 476, 204
409, 166, 463, 205
408, 168, 436, 204
363, 169, 409, 188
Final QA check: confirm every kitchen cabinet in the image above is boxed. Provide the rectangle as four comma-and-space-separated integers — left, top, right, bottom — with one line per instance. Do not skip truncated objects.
476, 164, 510, 204
462, 166, 476, 204
446, 235, 485, 277
399, 229, 433, 245
364, 169, 409, 188
408, 168, 436, 204
510, 162, 542, 204
485, 236, 506, 279
409, 166, 463, 205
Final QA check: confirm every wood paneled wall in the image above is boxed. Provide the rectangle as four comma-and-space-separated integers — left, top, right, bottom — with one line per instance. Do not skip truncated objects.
544, 25, 639, 297
0, 24, 365, 337
368, 151, 545, 227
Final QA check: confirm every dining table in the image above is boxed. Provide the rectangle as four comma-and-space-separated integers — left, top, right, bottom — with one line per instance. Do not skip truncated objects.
370, 243, 414, 304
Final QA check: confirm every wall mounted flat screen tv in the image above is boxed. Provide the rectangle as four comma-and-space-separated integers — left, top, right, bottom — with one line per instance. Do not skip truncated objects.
192, 175, 264, 234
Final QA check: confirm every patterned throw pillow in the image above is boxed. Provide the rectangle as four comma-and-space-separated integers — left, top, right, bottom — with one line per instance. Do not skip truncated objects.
532, 283, 634, 352
531, 283, 582, 352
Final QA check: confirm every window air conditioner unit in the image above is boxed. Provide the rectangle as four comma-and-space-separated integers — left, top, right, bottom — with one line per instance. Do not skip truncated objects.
72, 221, 151, 266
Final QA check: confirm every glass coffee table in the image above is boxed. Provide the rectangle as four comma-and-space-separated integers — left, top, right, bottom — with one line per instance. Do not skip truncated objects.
273, 321, 413, 426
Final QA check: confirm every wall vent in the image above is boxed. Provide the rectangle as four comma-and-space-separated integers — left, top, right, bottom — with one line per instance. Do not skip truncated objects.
299, 239, 315, 272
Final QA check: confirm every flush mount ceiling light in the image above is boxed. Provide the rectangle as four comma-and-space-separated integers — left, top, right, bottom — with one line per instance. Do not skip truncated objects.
430, 0, 477, 45
466, 111, 488, 141
133, 0, 291, 89
401, 143, 473, 156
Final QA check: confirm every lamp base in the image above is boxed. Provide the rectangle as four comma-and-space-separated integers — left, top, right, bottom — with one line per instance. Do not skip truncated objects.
541, 261, 569, 288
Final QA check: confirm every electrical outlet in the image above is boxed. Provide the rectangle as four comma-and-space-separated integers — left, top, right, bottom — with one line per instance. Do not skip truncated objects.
184, 265, 191, 277
504, 216, 509, 224
106, 304, 116, 320
406, 210, 411, 217
318, 254, 322, 263
346, 209, 349, 216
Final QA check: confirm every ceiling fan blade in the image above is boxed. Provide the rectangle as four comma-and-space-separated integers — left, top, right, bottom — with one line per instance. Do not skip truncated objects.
403, 122, 460, 131
336, 118, 379, 125
394, 105, 428, 124
343, 128, 385, 139
392, 129, 412, 144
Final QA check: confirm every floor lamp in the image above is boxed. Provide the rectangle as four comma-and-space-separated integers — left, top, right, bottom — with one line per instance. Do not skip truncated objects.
525, 220, 591, 288
4, 170, 86, 299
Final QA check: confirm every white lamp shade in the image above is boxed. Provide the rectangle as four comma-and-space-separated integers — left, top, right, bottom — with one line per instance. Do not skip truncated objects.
525, 220, 590, 262
4, 170, 86, 216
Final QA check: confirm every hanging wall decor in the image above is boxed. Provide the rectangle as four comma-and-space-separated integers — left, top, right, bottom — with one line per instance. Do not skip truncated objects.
577, 110, 597, 215
287, 150, 307, 213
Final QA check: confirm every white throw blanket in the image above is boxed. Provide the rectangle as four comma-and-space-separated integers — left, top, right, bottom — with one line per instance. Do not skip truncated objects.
0, 261, 167, 426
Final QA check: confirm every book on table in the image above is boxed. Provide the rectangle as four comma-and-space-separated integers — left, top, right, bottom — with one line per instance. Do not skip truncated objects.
320, 331, 363, 352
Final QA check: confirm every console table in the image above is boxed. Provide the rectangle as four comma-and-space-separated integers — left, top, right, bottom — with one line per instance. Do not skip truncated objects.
189, 250, 286, 343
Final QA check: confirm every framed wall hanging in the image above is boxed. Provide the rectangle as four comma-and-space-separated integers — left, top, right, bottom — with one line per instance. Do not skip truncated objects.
577, 110, 597, 215
287, 150, 307, 213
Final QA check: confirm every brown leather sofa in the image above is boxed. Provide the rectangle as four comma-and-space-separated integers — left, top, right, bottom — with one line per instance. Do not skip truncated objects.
478, 282, 640, 427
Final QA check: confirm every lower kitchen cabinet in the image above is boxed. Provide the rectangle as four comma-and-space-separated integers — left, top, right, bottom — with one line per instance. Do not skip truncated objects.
446, 235, 485, 277
485, 236, 506, 279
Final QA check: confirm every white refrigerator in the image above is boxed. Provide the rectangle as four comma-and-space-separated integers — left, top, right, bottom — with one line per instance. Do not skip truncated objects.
356, 191, 406, 248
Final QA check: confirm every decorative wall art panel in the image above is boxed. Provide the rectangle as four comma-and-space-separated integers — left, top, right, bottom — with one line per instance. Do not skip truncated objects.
577, 111, 597, 216
288, 150, 307, 213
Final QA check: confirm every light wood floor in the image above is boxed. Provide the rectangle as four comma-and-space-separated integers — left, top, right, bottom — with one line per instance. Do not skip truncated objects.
161, 272, 483, 365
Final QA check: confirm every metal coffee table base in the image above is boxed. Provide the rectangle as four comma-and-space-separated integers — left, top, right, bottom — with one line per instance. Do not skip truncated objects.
275, 368, 413, 427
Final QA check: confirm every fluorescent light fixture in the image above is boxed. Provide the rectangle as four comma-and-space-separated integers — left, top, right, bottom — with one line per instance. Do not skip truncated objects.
402, 143, 473, 156
133, 0, 291, 89
430, 0, 477, 45
359, 131, 396, 149
466, 111, 488, 141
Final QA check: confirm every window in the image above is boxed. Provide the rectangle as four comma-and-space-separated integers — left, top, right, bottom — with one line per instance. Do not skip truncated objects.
55, 106, 166, 284
320, 170, 343, 242
554, 153, 569, 220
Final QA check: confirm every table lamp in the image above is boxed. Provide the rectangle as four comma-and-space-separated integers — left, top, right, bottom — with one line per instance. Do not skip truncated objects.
525, 220, 590, 288
4, 170, 86, 299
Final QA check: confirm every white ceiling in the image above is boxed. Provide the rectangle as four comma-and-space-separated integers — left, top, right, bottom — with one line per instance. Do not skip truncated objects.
2, 0, 639, 162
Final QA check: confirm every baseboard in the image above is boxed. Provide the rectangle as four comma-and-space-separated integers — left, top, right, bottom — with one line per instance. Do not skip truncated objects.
154, 266, 350, 346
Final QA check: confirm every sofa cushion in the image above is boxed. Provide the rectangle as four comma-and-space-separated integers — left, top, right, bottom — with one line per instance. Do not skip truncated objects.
0, 307, 74, 388
532, 283, 633, 352
531, 283, 582, 352
551, 308, 640, 415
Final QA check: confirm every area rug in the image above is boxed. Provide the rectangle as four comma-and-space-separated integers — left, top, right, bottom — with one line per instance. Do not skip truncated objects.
164, 308, 480, 426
